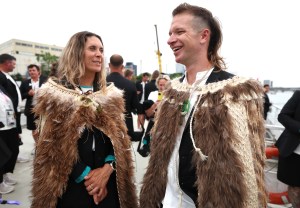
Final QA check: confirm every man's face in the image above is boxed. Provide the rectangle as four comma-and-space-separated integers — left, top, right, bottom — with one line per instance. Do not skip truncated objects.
142, 75, 149, 82
167, 13, 203, 65
264, 86, 270, 93
28, 67, 40, 80
4, 60, 16, 72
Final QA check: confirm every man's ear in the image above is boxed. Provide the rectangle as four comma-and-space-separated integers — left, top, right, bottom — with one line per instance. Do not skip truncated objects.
200, 28, 210, 44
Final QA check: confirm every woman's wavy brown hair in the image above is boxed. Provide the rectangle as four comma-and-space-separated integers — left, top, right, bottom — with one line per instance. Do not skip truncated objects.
57, 31, 106, 91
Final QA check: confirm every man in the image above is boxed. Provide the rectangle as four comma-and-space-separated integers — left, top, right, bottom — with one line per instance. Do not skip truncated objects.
0, 54, 20, 193
19, 64, 47, 142
107, 54, 144, 141
0, 54, 22, 135
140, 3, 267, 208
136, 72, 150, 104
275, 90, 300, 208
263, 84, 272, 120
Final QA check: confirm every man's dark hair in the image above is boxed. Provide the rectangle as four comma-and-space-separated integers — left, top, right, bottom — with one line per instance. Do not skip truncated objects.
27, 64, 40, 71
142, 72, 150, 77
0, 53, 16, 64
263, 84, 270, 88
109, 54, 123, 67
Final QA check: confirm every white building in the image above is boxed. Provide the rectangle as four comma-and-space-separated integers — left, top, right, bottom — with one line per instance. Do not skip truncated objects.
0, 39, 64, 75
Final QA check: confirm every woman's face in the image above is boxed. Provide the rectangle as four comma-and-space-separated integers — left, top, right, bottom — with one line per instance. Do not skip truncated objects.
158, 78, 168, 91
83, 36, 104, 75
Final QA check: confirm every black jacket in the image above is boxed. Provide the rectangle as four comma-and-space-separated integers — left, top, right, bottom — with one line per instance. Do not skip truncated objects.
275, 90, 300, 157
107, 72, 142, 114
0, 71, 19, 112
19, 76, 47, 116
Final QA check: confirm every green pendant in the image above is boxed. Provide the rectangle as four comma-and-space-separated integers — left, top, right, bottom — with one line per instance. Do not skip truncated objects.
181, 100, 190, 115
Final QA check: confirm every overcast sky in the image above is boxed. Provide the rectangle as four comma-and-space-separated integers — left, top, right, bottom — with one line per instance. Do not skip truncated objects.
1, 0, 299, 87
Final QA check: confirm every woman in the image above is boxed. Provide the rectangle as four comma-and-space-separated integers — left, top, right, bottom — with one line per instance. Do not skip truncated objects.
145, 74, 170, 118
276, 90, 300, 208
31, 31, 138, 208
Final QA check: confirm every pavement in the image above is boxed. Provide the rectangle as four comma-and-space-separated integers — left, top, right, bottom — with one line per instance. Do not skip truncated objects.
0, 114, 149, 207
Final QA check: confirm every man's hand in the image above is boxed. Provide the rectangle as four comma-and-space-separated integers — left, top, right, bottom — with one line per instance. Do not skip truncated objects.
28, 89, 35, 96
137, 114, 145, 129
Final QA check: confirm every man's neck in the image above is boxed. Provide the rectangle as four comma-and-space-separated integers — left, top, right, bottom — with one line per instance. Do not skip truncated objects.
0, 67, 9, 74
185, 64, 213, 85
110, 69, 123, 75
31, 76, 39, 82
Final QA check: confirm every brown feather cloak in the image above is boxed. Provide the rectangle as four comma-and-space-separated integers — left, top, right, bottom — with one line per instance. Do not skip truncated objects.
140, 76, 267, 208
30, 78, 138, 208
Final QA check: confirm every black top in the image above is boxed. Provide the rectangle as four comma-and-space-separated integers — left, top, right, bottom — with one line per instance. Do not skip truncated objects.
107, 72, 142, 114
144, 80, 158, 101
263, 93, 272, 120
276, 90, 300, 157
19, 76, 47, 116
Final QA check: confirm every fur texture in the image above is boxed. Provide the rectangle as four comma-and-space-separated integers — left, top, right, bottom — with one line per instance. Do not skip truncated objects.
31, 79, 138, 208
140, 76, 267, 208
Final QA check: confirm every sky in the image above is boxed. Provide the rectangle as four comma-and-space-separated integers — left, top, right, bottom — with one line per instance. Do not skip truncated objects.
1, 0, 299, 87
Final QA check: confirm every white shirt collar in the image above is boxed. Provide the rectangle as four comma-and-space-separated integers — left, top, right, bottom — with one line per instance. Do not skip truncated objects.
183, 67, 214, 86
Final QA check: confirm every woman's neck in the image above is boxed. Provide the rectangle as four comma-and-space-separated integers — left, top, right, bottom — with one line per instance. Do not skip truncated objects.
79, 73, 94, 86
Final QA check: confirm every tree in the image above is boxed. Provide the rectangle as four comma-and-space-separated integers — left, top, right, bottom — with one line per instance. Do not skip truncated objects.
36, 51, 58, 77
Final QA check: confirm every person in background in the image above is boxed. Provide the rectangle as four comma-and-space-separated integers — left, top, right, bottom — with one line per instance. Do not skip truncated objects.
0, 54, 21, 188
19, 64, 47, 142
0, 86, 18, 195
140, 3, 267, 208
147, 74, 170, 103
144, 70, 160, 100
136, 72, 150, 104
263, 84, 272, 120
31, 31, 138, 208
275, 90, 300, 208
107, 54, 144, 140
0, 54, 22, 144
141, 74, 171, 155
124, 68, 134, 81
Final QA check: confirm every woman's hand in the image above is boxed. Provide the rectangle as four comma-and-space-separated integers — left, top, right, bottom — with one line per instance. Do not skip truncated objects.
93, 187, 108, 205
84, 164, 114, 202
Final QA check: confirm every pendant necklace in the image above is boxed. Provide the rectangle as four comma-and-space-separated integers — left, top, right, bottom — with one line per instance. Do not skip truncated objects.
180, 69, 211, 118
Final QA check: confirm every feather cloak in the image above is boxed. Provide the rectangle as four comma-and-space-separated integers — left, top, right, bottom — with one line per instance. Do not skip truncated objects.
30, 78, 138, 208
140, 76, 267, 208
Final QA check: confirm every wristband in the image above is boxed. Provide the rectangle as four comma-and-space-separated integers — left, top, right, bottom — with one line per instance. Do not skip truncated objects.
75, 166, 91, 183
